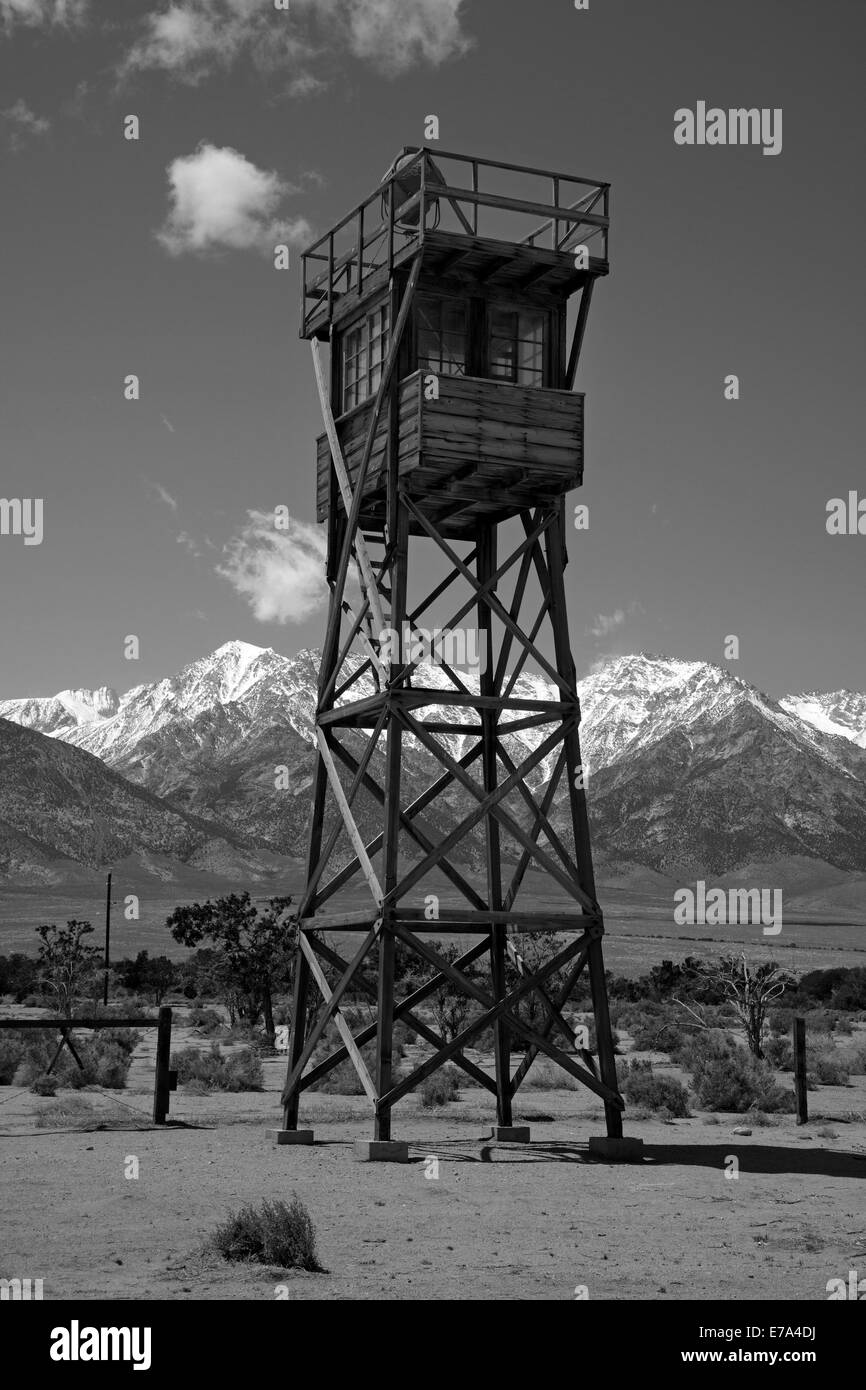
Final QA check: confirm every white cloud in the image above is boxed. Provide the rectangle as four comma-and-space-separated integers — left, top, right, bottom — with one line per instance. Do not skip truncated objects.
217, 509, 330, 624
285, 70, 327, 98
177, 530, 216, 558
1, 98, 50, 149
0, 0, 87, 28
177, 530, 201, 557
1, 98, 50, 134
156, 143, 310, 257
123, 0, 318, 85
123, 4, 225, 81
150, 481, 179, 512
336, 0, 472, 75
122, 0, 470, 85
589, 602, 645, 641
589, 609, 627, 639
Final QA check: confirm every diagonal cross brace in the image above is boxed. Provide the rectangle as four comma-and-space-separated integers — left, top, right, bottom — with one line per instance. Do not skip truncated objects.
395, 707, 598, 913
315, 740, 486, 908
298, 932, 378, 1102
509, 947, 596, 1096
386, 927, 620, 1110
319, 255, 423, 691
298, 709, 387, 918
503, 745, 568, 910
315, 728, 384, 908
496, 738, 581, 886
327, 735, 487, 912
312, 338, 387, 678
388, 506, 557, 691
281, 923, 380, 1102
403, 493, 574, 700
300, 935, 495, 1095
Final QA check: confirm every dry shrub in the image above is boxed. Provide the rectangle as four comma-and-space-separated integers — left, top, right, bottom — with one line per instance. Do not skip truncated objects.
309, 1058, 367, 1095
618, 1005, 687, 1055
186, 1007, 225, 1035
171, 1043, 263, 1091
620, 1059, 690, 1117
810, 1049, 850, 1087
691, 1049, 793, 1113
35, 1096, 127, 1129
524, 1059, 580, 1091
0, 1034, 25, 1083
763, 1034, 794, 1070
30, 1074, 59, 1096
420, 1066, 460, 1108
13, 1029, 140, 1091
208, 1197, 323, 1271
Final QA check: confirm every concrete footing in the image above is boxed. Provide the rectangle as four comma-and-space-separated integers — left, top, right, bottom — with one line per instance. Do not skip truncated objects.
353, 1140, 409, 1163
268, 1129, 315, 1145
588, 1135, 644, 1162
489, 1125, 531, 1143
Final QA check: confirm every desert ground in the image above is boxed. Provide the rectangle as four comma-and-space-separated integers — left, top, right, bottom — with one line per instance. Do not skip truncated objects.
1, 1012, 865, 1301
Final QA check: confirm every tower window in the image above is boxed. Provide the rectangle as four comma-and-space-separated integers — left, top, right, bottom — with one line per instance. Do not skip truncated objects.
416, 296, 468, 377
342, 303, 390, 413
488, 307, 546, 387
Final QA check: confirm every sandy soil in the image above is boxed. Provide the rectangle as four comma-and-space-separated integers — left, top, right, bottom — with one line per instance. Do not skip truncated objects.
2, 1031, 865, 1301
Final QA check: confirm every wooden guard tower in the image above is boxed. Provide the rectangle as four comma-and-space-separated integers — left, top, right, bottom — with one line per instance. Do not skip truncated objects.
280, 146, 625, 1152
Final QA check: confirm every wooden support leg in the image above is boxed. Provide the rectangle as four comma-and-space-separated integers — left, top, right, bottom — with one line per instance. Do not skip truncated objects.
283, 729, 330, 1128
283, 947, 311, 1130
375, 507, 408, 1142
478, 525, 512, 1126
587, 937, 622, 1138
152, 1006, 172, 1125
544, 505, 622, 1135
375, 922, 396, 1141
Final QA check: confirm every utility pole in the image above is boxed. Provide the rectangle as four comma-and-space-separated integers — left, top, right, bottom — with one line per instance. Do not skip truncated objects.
103, 872, 112, 1007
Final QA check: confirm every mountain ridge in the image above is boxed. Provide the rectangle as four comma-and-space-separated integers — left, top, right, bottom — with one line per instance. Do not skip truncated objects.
2, 643, 866, 885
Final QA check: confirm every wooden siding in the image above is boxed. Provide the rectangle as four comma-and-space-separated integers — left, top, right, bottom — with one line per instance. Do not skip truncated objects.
420, 375, 583, 482
316, 371, 583, 527
316, 376, 422, 521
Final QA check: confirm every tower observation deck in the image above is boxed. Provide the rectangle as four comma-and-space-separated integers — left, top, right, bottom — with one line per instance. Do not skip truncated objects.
301, 147, 609, 538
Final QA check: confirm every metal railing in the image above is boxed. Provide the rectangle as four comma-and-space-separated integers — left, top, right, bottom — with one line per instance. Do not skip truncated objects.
301, 148, 610, 335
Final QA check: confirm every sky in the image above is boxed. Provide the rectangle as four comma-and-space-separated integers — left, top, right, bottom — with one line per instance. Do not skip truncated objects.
0, 0, 864, 702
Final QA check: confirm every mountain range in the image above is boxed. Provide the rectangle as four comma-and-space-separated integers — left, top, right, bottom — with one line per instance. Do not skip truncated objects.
1, 641, 866, 893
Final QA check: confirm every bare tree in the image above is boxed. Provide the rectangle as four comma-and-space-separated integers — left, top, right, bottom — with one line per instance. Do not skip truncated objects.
682, 955, 790, 1059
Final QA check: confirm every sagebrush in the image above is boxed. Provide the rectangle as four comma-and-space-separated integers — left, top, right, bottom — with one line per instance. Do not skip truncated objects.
208, 1197, 322, 1271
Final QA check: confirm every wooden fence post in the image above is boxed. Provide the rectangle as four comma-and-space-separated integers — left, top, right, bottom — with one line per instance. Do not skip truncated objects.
793, 1016, 808, 1125
153, 1006, 172, 1124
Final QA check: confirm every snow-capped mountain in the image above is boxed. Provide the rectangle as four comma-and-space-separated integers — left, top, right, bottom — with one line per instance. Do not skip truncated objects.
2, 642, 866, 879
6, 641, 860, 777
0, 686, 120, 736
779, 690, 866, 750
0, 641, 317, 762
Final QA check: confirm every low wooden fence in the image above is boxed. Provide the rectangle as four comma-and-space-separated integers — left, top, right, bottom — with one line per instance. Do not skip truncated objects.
0, 1006, 175, 1123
